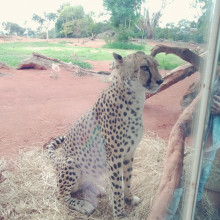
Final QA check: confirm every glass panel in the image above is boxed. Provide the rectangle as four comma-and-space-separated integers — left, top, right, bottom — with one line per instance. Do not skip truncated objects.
181, 1, 220, 219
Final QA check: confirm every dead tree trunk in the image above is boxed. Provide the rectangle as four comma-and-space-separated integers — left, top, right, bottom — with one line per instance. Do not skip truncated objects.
145, 9, 161, 39
148, 92, 201, 219
148, 44, 204, 219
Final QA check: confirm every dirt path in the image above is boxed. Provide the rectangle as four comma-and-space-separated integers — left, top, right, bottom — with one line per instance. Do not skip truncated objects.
0, 38, 200, 159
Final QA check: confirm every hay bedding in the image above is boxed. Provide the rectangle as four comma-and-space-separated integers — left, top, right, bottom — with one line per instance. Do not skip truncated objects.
0, 134, 219, 220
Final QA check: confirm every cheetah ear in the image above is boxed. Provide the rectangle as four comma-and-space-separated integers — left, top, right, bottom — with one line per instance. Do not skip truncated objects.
113, 52, 123, 63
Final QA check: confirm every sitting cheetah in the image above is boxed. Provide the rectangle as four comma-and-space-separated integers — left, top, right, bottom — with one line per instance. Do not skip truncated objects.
48, 51, 163, 218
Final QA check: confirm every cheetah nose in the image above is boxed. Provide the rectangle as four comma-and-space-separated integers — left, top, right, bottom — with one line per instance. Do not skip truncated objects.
156, 79, 163, 85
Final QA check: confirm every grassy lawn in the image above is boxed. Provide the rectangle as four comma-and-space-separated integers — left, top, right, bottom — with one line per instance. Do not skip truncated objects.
0, 41, 184, 70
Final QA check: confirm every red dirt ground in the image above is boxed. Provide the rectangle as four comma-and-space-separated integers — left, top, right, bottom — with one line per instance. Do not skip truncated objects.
0, 38, 200, 160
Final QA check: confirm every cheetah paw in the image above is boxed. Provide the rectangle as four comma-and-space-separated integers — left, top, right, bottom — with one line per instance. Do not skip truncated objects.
81, 201, 95, 215
97, 185, 106, 197
131, 196, 141, 205
88, 184, 106, 197
114, 213, 127, 220
125, 196, 141, 206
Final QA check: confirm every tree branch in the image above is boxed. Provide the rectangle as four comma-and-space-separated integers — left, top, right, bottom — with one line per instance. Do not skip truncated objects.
146, 63, 197, 99
150, 44, 204, 71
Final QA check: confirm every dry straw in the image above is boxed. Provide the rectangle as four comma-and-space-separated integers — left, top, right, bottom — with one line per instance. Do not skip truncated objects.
0, 133, 219, 219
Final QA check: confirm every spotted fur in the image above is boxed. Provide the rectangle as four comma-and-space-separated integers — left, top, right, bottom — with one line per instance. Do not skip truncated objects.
47, 51, 163, 218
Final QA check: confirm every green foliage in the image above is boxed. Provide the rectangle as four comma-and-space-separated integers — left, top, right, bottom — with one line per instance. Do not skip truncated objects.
56, 5, 95, 38
2, 22, 25, 36
154, 0, 212, 43
196, 0, 212, 43
103, 41, 145, 50
32, 13, 57, 29
32, 12, 57, 40
103, 0, 144, 43
48, 28, 56, 39
154, 18, 206, 43
155, 21, 195, 42
103, 0, 144, 28
26, 28, 36, 38
92, 22, 111, 35
114, 26, 134, 42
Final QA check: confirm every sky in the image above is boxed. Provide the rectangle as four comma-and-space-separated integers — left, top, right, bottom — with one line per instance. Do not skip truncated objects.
0, 0, 200, 30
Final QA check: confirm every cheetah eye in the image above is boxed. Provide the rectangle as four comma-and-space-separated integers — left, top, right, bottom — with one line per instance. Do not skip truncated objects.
141, 65, 149, 71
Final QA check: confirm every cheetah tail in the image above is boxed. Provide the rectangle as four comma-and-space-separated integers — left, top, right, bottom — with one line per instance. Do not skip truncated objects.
47, 136, 65, 161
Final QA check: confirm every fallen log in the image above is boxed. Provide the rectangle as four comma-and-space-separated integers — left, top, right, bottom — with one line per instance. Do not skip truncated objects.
19, 52, 111, 76
33, 52, 111, 75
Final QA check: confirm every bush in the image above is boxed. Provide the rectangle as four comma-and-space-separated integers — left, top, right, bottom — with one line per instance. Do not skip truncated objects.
103, 41, 145, 50
114, 27, 134, 43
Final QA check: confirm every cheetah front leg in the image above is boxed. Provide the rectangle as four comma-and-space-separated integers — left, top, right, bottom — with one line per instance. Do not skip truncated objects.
107, 160, 125, 218
123, 156, 141, 206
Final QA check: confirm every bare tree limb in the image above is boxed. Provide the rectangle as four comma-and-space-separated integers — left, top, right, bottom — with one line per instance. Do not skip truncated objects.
145, 44, 207, 99
150, 44, 204, 71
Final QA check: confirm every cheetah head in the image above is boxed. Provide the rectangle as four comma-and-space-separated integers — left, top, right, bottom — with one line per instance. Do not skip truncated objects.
113, 51, 163, 94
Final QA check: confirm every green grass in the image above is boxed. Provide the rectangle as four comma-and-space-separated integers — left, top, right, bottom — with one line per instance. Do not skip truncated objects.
0, 41, 183, 70
155, 53, 184, 70
103, 41, 145, 50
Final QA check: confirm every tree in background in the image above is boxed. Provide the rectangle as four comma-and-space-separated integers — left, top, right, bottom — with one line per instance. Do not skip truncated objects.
153, 0, 212, 43
103, 0, 144, 42
32, 12, 57, 40
25, 28, 36, 38
2, 22, 25, 36
192, 0, 212, 43
136, 0, 173, 39
136, 8, 161, 40
56, 5, 90, 38
154, 20, 197, 42
55, 4, 110, 39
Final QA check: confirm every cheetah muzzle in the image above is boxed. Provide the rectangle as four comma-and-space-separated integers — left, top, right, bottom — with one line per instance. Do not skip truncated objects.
47, 51, 163, 218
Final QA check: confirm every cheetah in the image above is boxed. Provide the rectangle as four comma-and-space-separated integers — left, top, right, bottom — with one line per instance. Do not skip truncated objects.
48, 51, 163, 218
